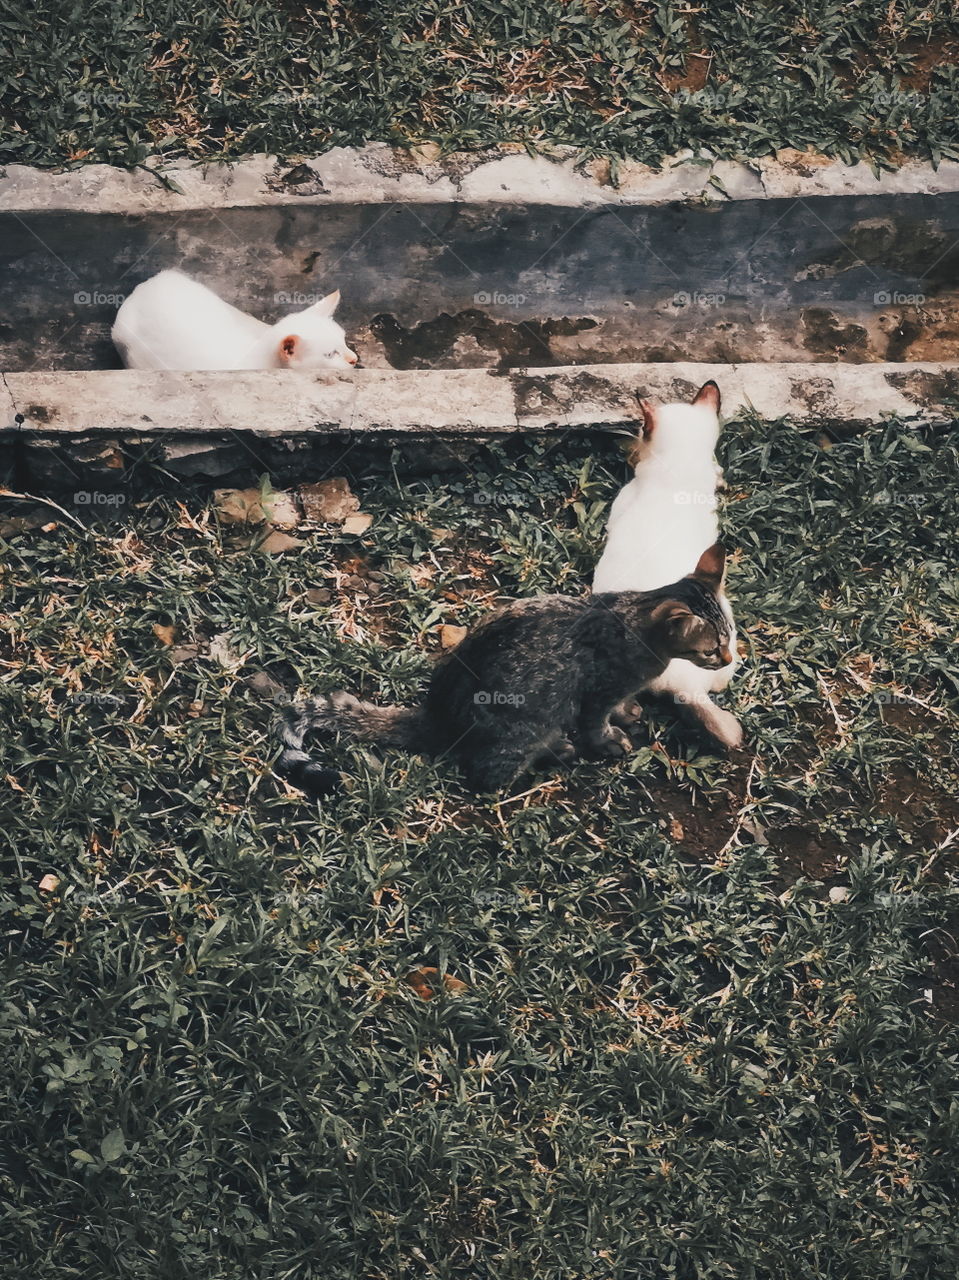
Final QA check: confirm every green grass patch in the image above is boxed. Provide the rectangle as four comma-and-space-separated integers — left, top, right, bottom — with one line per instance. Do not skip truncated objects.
1, 414, 959, 1277
3, 1, 959, 170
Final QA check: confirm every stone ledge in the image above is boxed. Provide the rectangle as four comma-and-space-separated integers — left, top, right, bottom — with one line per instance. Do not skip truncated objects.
3, 146, 958, 215
3, 363, 957, 446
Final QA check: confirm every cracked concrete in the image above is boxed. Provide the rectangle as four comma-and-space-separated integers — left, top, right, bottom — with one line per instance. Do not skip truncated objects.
3, 361, 956, 493
7, 363, 956, 438
3, 146, 958, 214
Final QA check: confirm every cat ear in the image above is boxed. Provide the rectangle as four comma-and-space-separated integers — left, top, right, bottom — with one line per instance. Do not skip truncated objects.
692, 541, 726, 589
277, 334, 299, 365
308, 290, 340, 317
692, 380, 721, 413
653, 602, 696, 640
638, 398, 658, 441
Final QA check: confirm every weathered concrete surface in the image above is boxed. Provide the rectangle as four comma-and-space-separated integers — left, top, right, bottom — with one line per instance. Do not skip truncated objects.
3, 145, 959, 214
2, 147, 958, 373
4, 361, 956, 439
5, 361, 955, 491
6, 363, 957, 437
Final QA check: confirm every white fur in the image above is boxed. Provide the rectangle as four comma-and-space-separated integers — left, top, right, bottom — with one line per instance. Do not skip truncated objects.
112, 270, 358, 371
592, 394, 742, 748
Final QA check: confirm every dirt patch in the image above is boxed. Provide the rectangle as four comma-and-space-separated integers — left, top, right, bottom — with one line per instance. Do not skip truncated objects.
856, 37, 959, 92
766, 822, 847, 882
801, 308, 869, 358
878, 702, 945, 734
660, 14, 712, 95
885, 368, 959, 409
774, 148, 836, 177
511, 369, 638, 420
876, 767, 959, 847
640, 751, 754, 860
882, 314, 925, 362
369, 310, 598, 371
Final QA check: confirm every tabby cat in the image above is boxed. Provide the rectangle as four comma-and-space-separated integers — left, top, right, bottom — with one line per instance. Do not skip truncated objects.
279, 544, 732, 796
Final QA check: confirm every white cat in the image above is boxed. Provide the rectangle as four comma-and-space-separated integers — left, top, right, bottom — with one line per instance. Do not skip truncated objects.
112, 270, 358, 371
592, 380, 742, 748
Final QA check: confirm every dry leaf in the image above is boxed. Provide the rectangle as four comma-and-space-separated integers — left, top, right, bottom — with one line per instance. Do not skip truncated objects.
669, 819, 685, 842
214, 488, 269, 525
299, 478, 360, 524
152, 623, 176, 646
258, 530, 303, 555
39, 874, 60, 893
342, 513, 372, 535
440, 624, 468, 649
215, 487, 298, 528
403, 967, 469, 1000
262, 490, 299, 530
169, 644, 201, 664
208, 632, 247, 671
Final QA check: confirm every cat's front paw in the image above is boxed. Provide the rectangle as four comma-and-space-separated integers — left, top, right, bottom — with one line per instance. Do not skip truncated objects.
610, 696, 644, 731
534, 735, 577, 768
591, 725, 633, 758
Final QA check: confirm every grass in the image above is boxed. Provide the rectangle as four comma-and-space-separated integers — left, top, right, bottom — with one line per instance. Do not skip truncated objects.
1, 412, 959, 1277
2, 0, 959, 171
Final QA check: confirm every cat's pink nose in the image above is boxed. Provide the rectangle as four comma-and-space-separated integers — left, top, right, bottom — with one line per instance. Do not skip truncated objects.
345, 350, 358, 365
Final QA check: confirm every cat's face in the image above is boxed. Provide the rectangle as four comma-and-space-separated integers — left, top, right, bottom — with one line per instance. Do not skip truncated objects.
660, 611, 733, 669
630, 380, 721, 468
654, 541, 733, 668
275, 290, 359, 370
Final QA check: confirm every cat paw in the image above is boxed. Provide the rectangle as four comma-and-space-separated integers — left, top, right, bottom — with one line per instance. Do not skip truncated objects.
535, 736, 577, 768
710, 709, 744, 750
610, 697, 644, 730
594, 725, 633, 758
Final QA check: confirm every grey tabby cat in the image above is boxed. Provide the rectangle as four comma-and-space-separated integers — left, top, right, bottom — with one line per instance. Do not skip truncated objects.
279, 544, 732, 796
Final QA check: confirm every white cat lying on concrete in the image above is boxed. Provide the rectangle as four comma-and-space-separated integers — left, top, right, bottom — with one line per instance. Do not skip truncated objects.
112, 270, 358, 371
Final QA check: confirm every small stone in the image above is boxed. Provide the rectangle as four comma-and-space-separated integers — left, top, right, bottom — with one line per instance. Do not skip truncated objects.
828, 885, 849, 904
342, 513, 372, 535
38, 874, 60, 893
306, 587, 332, 604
